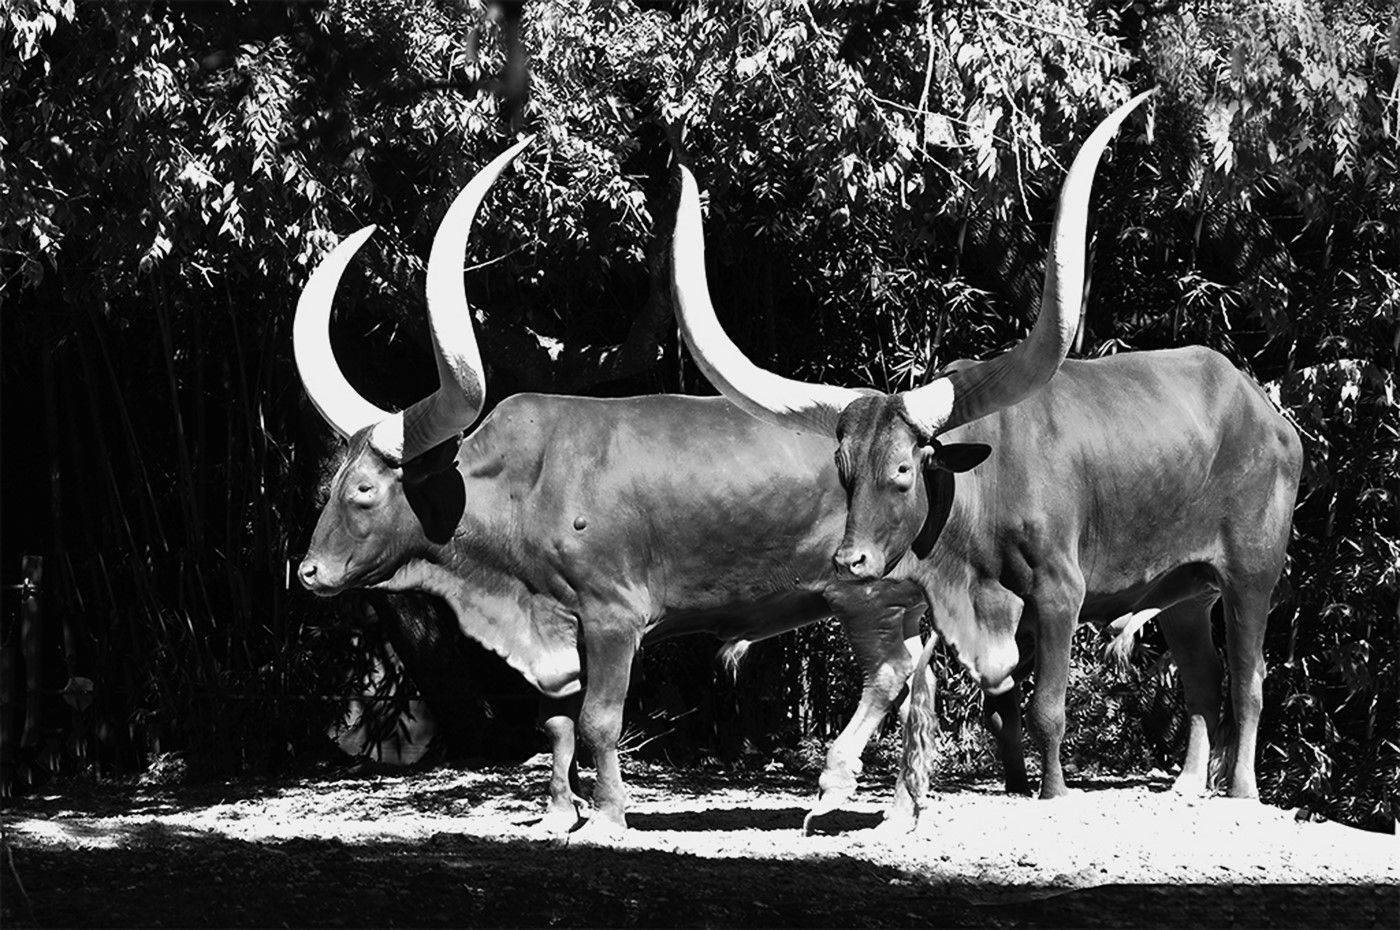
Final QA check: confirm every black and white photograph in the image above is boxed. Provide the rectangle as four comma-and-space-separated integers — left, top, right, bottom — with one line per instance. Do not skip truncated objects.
2, 0, 1396, 926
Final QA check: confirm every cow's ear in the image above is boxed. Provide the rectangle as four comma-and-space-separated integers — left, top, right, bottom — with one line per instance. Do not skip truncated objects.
928, 442, 991, 473
403, 436, 462, 483
402, 437, 465, 544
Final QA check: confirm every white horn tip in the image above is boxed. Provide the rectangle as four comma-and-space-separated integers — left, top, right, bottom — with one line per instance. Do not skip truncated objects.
899, 380, 957, 440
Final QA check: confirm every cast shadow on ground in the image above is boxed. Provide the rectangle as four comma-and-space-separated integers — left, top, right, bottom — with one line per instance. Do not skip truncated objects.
620, 805, 884, 834
5, 828, 1395, 930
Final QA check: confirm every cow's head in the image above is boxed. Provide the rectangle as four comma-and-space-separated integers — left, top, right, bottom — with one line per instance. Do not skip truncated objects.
295, 137, 533, 594
672, 92, 1152, 581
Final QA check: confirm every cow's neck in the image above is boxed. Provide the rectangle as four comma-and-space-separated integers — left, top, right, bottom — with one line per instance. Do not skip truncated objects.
378, 412, 585, 697
904, 476, 1028, 690
378, 550, 581, 699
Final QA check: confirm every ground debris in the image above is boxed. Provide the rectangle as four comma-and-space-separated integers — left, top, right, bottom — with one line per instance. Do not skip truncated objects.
1, 758, 1395, 927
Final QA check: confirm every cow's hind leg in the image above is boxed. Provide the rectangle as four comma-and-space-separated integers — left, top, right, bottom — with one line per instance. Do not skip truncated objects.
1221, 579, 1271, 799
1155, 594, 1222, 795
537, 694, 585, 836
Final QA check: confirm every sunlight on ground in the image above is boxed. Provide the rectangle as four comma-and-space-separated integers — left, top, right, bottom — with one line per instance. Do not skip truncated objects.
4, 755, 1396, 888
8, 819, 128, 849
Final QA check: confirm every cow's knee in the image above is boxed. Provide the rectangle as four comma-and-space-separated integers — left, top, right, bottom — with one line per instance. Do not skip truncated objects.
1026, 699, 1067, 767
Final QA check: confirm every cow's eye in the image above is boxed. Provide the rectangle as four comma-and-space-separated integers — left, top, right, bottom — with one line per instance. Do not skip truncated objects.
833, 447, 850, 482
351, 483, 377, 504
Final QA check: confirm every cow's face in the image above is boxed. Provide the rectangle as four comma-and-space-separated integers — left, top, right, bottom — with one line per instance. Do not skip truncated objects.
833, 396, 993, 581
293, 138, 532, 597
299, 432, 437, 595
832, 396, 932, 581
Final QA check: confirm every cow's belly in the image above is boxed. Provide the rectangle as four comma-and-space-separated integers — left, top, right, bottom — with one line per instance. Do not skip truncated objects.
643, 588, 834, 645
1081, 560, 1223, 626
1080, 543, 1226, 624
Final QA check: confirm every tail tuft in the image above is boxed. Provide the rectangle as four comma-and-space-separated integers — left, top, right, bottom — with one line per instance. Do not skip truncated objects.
1208, 709, 1237, 793
1103, 608, 1161, 670
717, 639, 751, 681
899, 636, 941, 808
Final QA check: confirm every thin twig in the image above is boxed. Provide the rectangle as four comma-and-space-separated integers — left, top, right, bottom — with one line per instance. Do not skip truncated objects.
870, 93, 973, 129
5, 840, 38, 928
462, 244, 525, 274
795, 0, 840, 44
862, 93, 975, 191
619, 727, 678, 756
619, 708, 700, 756
990, 8, 1129, 58
916, 10, 936, 120
1012, 112, 1033, 223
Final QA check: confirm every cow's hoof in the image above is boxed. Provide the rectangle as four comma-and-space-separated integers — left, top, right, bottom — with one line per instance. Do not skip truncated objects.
803, 776, 858, 834
1170, 774, 1208, 797
1038, 782, 1075, 800
871, 809, 918, 839
566, 816, 627, 846
534, 807, 585, 839
802, 792, 853, 836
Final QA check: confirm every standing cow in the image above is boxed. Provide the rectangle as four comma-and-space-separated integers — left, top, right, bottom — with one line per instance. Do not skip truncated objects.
294, 137, 935, 839
671, 90, 1303, 829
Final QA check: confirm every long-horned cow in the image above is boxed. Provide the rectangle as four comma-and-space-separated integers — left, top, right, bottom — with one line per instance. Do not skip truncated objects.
671, 90, 1303, 828
294, 138, 935, 838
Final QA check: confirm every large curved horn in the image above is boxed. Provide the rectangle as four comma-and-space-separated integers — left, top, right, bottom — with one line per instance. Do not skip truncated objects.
379, 134, 536, 462
674, 89, 1154, 441
672, 165, 865, 436
294, 225, 395, 439
294, 136, 534, 461
899, 89, 1156, 437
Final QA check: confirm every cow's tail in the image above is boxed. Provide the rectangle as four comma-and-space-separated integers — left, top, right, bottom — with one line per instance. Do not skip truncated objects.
1103, 608, 1160, 670
717, 639, 751, 682
900, 634, 941, 808
1208, 694, 1237, 793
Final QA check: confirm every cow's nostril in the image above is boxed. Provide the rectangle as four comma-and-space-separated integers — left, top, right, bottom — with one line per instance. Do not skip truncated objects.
834, 549, 869, 576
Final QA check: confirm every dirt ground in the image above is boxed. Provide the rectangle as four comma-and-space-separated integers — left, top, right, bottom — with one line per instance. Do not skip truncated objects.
2, 756, 1395, 928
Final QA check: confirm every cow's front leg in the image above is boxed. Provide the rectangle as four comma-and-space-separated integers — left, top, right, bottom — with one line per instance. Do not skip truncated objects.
807, 598, 924, 832
1025, 568, 1085, 799
571, 622, 639, 842
1222, 580, 1271, 800
983, 685, 1029, 795
537, 694, 585, 836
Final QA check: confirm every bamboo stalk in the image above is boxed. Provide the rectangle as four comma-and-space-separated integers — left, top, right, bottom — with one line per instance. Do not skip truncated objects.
153, 274, 202, 552
73, 320, 144, 558
83, 310, 168, 550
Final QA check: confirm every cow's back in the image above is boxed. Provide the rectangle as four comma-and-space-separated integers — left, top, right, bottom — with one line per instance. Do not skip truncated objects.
460, 393, 863, 633
936, 345, 1300, 631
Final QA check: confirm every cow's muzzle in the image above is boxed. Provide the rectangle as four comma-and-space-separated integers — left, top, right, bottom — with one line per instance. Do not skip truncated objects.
297, 558, 341, 595
833, 544, 884, 582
